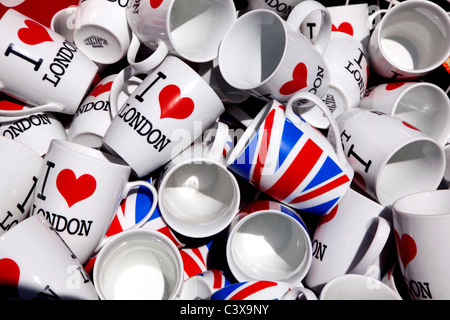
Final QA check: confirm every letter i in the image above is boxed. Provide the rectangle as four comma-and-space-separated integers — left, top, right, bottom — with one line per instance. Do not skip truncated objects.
5, 43, 43, 71
135, 72, 167, 103
37, 161, 55, 201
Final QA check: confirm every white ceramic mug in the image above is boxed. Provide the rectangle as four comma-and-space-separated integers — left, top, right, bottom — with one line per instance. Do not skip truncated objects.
304, 187, 392, 293
226, 200, 312, 286
301, 31, 368, 129
0, 98, 67, 156
0, 9, 99, 116
368, 0, 450, 80
157, 121, 240, 238
72, 0, 131, 64
218, 1, 332, 102
67, 74, 142, 148
103, 55, 225, 178
329, 108, 445, 206
93, 228, 184, 300
30, 139, 158, 264
392, 190, 450, 300
319, 274, 402, 300
0, 137, 44, 235
359, 81, 450, 147
0, 215, 98, 300
50, 5, 77, 43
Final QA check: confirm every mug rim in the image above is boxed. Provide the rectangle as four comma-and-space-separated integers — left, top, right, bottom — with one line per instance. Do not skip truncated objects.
374, 134, 445, 206
93, 228, 184, 300
392, 189, 450, 218
226, 209, 312, 285
158, 156, 240, 238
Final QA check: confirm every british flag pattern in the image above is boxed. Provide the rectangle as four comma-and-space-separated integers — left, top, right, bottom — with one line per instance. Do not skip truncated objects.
105, 177, 184, 249
227, 102, 352, 216
210, 280, 291, 300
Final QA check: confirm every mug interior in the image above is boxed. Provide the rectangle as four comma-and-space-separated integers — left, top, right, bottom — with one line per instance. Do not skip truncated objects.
229, 211, 310, 282
169, 0, 236, 62
376, 138, 444, 206
159, 160, 239, 237
393, 84, 450, 145
378, 1, 450, 71
95, 231, 182, 300
218, 10, 286, 89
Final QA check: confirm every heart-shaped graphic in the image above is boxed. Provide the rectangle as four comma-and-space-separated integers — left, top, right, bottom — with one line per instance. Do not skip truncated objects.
279, 62, 308, 96
159, 84, 195, 120
150, 0, 163, 9
0, 258, 20, 298
394, 230, 417, 269
0, 99, 25, 110
89, 81, 113, 98
385, 82, 405, 91
0, 0, 26, 7
332, 22, 354, 36
56, 169, 96, 208
402, 121, 421, 131
18, 19, 53, 45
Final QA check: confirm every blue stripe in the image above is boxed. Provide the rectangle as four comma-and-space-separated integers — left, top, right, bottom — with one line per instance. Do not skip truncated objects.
276, 118, 303, 172
279, 204, 307, 230
135, 185, 160, 223
301, 197, 340, 215
302, 156, 343, 192
228, 130, 259, 180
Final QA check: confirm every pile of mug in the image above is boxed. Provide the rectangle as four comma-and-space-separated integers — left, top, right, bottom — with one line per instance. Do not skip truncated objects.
0, 0, 449, 300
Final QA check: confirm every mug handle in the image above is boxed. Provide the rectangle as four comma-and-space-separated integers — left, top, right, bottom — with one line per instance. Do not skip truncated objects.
286, 0, 332, 55
367, 9, 388, 30
348, 216, 391, 275
109, 33, 169, 117
285, 91, 350, 170
0, 102, 65, 117
202, 121, 230, 161
93, 180, 158, 252
281, 287, 318, 300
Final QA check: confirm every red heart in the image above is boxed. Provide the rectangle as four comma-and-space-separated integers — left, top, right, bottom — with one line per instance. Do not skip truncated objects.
56, 169, 97, 208
150, 0, 163, 9
0, 99, 25, 110
0, 258, 20, 298
332, 22, 354, 36
89, 81, 113, 98
394, 230, 417, 269
402, 121, 421, 132
18, 19, 53, 45
279, 62, 308, 96
385, 82, 405, 91
159, 84, 195, 120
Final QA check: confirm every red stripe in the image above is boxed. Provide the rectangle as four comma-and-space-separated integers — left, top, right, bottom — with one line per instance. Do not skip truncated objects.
265, 139, 322, 201
105, 214, 123, 237
289, 174, 350, 204
230, 281, 278, 300
158, 226, 184, 248
252, 109, 276, 187
180, 250, 204, 277
212, 269, 223, 289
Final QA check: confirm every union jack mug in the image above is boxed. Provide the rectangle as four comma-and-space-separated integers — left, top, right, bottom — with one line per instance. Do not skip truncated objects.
226, 91, 354, 216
